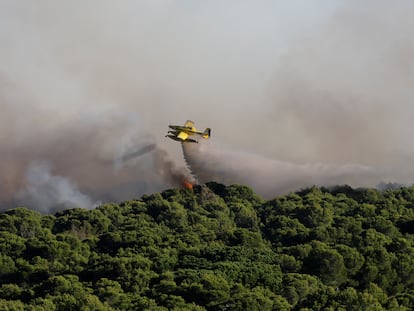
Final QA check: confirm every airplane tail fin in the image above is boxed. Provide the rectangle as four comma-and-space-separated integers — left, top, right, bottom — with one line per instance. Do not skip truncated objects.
202, 128, 211, 139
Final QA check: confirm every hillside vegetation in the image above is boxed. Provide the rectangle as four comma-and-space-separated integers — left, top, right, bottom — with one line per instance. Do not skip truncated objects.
1, 183, 414, 310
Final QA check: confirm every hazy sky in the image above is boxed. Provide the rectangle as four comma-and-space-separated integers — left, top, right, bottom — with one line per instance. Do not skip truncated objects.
1, 1, 413, 210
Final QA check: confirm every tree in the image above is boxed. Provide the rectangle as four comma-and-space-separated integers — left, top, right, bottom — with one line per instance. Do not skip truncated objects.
302, 241, 346, 287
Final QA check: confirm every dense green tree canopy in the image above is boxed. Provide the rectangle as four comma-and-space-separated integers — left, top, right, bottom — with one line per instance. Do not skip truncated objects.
1, 183, 414, 310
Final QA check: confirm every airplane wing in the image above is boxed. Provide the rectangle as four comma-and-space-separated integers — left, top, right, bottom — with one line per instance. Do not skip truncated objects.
184, 120, 194, 128
177, 131, 189, 141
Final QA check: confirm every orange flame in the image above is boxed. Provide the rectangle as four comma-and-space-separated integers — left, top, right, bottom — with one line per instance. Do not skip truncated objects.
182, 179, 193, 189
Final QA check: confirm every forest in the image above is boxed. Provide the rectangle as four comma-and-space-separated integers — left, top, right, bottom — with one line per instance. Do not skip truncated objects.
1, 182, 414, 310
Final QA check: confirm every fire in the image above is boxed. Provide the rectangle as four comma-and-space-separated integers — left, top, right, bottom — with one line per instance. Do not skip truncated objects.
182, 179, 193, 189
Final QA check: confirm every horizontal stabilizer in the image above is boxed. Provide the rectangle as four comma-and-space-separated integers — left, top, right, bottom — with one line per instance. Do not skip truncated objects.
202, 128, 211, 139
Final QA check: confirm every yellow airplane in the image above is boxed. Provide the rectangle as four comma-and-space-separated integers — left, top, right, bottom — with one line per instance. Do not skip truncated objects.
166, 120, 211, 143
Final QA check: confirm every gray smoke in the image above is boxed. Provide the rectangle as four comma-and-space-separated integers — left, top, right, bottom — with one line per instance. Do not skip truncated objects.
116, 144, 157, 164
17, 162, 96, 213
1, 1, 414, 211
114, 143, 194, 188
153, 147, 196, 187
182, 139, 373, 198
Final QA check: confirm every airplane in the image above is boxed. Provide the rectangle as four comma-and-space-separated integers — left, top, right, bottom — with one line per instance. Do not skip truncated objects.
166, 120, 211, 143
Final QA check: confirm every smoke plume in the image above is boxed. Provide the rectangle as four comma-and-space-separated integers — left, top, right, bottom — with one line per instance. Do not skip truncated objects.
17, 162, 96, 213
1, 1, 414, 211
153, 147, 196, 187
182, 139, 373, 198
